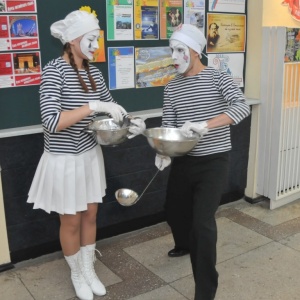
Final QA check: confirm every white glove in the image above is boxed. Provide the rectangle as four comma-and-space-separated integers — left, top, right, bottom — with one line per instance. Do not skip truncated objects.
89, 101, 127, 123
155, 154, 171, 171
128, 118, 146, 139
180, 121, 208, 137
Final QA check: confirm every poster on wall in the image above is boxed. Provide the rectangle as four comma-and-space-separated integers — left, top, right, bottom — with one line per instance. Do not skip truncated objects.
0, 51, 41, 88
0, 14, 39, 51
160, 0, 183, 39
284, 28, 300, 62
208, 0, 245, 13
281, 0, 300, 22
183, 0, 205, 33
135, 46, 177, 88
134, 0, 159, 40
206, 13, 246, 53
208, 53, 244, 87
0, 0, 37, 13
108, 46, 135, 90
90, 30, 106, 63
106, 0, 134, 41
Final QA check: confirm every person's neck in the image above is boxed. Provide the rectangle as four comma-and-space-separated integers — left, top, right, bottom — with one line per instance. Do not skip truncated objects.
184, 61, 206, 77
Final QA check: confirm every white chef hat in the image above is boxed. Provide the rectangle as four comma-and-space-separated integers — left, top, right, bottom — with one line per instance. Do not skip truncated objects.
50, 9, 100, 45
170, 24, 207, 54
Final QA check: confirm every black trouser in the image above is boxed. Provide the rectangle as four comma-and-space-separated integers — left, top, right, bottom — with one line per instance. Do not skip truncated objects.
165, 152, 229, 300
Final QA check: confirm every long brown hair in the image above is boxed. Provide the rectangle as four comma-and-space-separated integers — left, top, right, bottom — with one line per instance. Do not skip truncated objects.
63, 43, 97, 92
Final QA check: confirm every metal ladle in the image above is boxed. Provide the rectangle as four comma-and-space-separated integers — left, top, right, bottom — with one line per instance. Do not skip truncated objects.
115, 169, 160, 206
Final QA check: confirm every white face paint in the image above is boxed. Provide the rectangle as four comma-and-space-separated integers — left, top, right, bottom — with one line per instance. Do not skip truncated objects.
170, 40, 191, 74
80, 29, 100, 60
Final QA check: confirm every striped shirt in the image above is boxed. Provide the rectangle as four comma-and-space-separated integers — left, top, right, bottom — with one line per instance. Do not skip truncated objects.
40, 57, 114, 154
162, 67, 250, 156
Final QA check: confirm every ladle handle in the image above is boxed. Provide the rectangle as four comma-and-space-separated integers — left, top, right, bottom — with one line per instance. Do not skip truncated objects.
137, 169, 160, 201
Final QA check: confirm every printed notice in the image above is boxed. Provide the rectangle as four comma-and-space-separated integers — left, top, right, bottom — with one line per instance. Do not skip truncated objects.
209, 0, 246, 13
160, 0, 183, 39
0, 14, 39, 51
0, 51, 41, 88
206, 13, 246, 53
108, 47, 135, 90
0, 0, 37, 13
134, 0, 159, 40
184, 0, 205, 33
208, 53, 244, 87
106, 0, 134, 41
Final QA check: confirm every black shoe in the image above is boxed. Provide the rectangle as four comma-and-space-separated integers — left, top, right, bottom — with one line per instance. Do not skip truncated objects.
168, 247, 189, 257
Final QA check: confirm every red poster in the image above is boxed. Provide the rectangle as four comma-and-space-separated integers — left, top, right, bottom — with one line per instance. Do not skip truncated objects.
9, 15, 39, 50
11, 37, 38, 50
0, 16, 9, 38
15, 73, 40, 86
0, 53, 13, 75
0, 51, 41, 88
5, 1, 36, 13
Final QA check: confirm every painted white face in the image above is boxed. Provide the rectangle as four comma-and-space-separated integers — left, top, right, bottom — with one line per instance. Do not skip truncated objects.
80, 29, 100, 60
170, 40, 191, 74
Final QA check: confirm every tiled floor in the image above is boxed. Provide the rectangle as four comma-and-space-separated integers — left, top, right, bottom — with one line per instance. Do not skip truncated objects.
2, 198, 300, 300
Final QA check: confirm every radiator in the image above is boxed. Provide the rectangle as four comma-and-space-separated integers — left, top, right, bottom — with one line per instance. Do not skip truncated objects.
257, 27, 300, 209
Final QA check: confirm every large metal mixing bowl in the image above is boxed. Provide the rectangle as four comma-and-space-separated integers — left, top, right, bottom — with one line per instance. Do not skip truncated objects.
143, 127, 200, 157
85, 118, 129, 146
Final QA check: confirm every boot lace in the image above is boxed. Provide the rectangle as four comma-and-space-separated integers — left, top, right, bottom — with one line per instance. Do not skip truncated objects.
82, 247, 102, 285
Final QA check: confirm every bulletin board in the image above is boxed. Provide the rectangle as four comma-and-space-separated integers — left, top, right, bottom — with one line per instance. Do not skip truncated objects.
0, 0, 247, 130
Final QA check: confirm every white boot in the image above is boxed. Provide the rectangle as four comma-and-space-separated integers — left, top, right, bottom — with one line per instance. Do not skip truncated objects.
65, 251, 93, 300
80, 244, 106, 296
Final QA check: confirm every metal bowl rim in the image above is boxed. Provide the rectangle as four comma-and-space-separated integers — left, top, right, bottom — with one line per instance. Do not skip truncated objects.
143, 127, 200, 142
88, 119, 130, 132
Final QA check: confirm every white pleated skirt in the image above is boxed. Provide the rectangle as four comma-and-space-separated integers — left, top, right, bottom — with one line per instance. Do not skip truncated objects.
27, 145, 106, 215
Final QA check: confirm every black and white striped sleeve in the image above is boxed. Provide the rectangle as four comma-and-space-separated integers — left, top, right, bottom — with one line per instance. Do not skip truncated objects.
214, 71, 250, 124
39, 65, 62, 133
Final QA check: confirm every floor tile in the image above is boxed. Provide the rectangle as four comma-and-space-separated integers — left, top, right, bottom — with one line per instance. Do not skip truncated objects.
280, 232, 300, 252
123, 234, 192, 283
0, 270, 34, 300
15, 257, 121, 300
215, 241, 300, 300
234, 198, 300, 226
127, 285, 188, 300
217, 217, 272, 263
170, 275, 195, 300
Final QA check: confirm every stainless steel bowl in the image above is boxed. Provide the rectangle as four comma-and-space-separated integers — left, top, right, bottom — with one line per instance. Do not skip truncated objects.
143, 127, 200, 157
86, 118, 129, 146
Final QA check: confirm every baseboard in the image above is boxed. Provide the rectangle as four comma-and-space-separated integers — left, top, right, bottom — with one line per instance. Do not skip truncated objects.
0, 262, 14, 273
10, 212, 166, 264
244, 195, 267, 204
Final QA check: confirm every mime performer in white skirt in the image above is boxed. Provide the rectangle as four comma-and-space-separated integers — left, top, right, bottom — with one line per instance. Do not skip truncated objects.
27, 6, 145, 300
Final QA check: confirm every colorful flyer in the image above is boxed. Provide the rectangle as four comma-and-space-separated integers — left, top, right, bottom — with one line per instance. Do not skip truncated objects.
134, 0, 159, 40
183, 0, 205, 32
160, 0, 183, 39
9, 15, 39, 50
209, 0, 246, 13
284, 28, 300, 62
206, 13, 246, 53
106, 0, 134, 41
0, 0, 37, 13
108, 47, 135, 90
135, 46, 177, 88
0, 51, 41, 88
281, 0, 300, 22
90, 30, 106, 63
208, 53, 244, 87
0, 14, 39, 51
